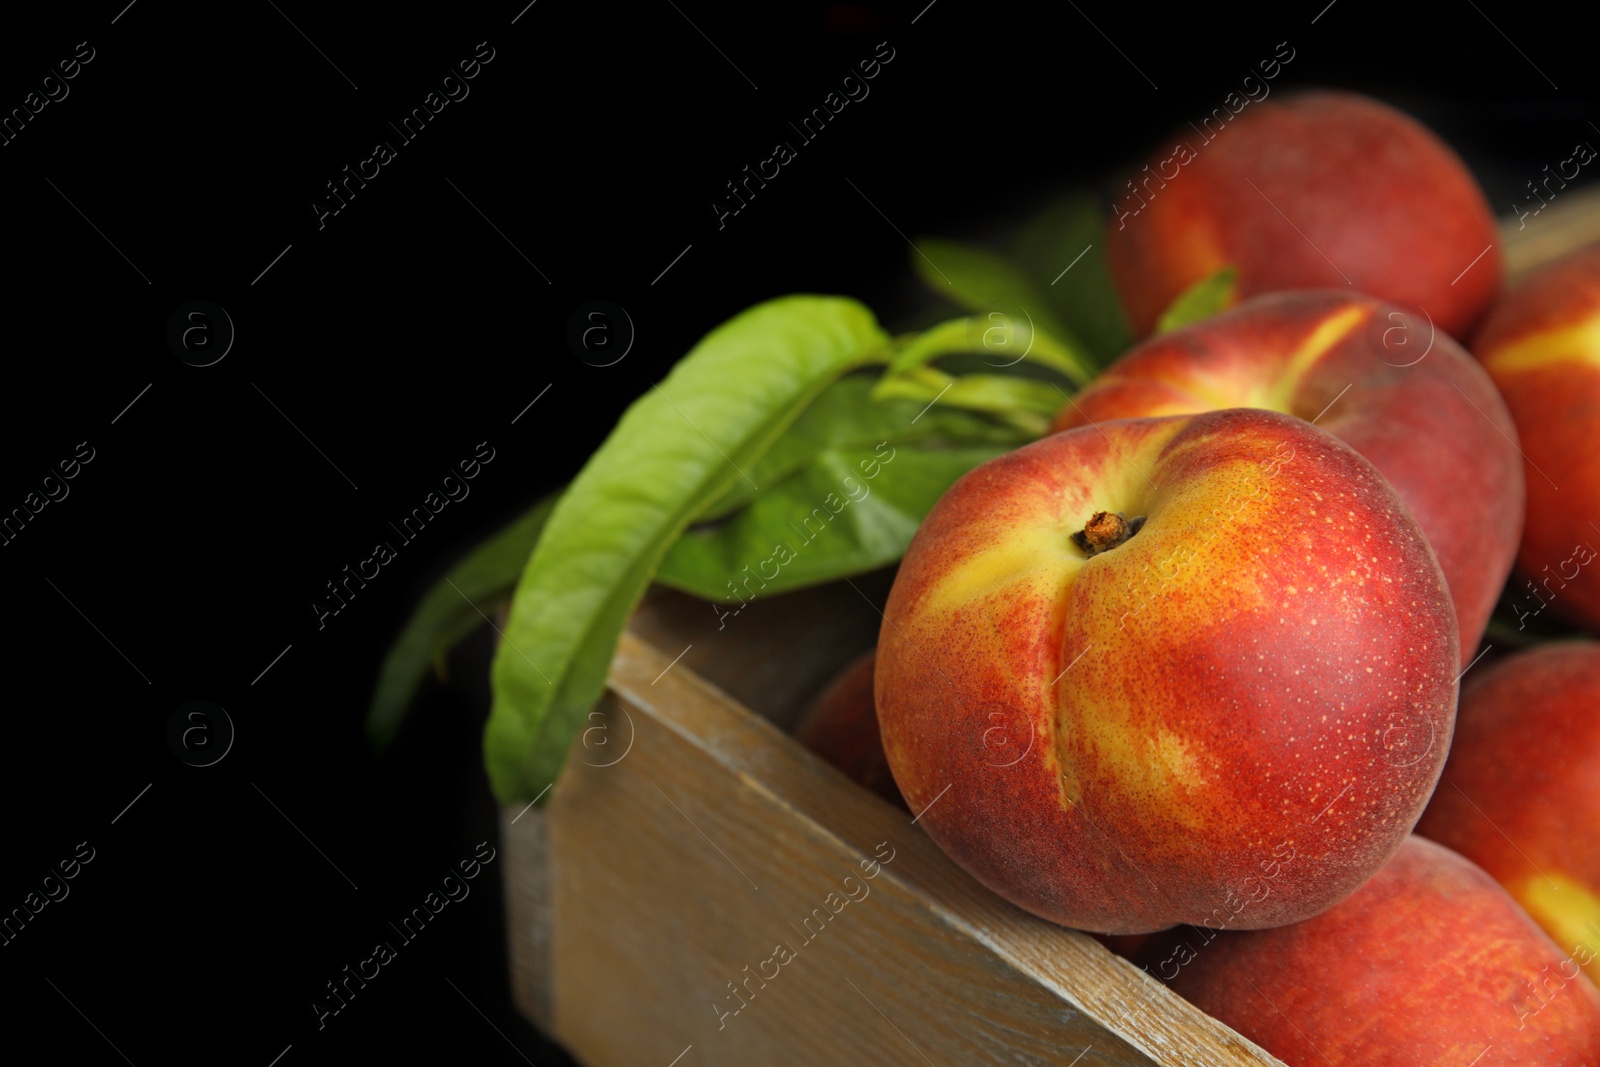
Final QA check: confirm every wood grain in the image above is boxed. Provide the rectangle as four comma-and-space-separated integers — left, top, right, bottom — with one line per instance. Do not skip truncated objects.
509, 627, 1284, 1067
1501, 184, 1600, 281
625, 574, 891, 734
501, 767, 554, 1033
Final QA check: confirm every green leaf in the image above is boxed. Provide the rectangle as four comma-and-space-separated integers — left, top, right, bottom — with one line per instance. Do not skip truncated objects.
369, 378, 1016, 755
697, 373, 1017, 521
910, 240, 1098, 385
871, 366, 1055, 437
485, 296, 893, 805
1010, 192, 1133, 364
885, 315, 1090, 385
365, 493, 559, 751
1155, 266, 1238, 334
655, 444, 1010, 602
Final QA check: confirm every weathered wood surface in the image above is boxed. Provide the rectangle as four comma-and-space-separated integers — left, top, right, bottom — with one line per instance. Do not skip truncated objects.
505, 579, 1284, 1066
1502, 183, 1600, 281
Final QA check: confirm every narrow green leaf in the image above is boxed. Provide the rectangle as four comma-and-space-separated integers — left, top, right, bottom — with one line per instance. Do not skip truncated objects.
365, 493, 559, 750
886, 315, 1089, 385
697, 373, 1015, 521
872, 367, 1054, 435
936, 374, 1064, 419
655, 444, 1010, 602
1155, 266, 1238, 334
369, 378, 1015, 752
1010, 192, 1134, 363
485, 296, 892, 805
910, 239, 1098, 385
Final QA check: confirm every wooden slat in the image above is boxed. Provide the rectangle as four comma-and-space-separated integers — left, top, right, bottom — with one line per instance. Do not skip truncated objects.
624, 576, 890, 734
501, 577, 887, 1049
519, 631, 1284, 1067
502, 771, 554, 1033
1501, 184, 1600, 281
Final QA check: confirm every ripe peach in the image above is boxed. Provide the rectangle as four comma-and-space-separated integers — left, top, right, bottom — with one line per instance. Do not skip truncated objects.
876, 407, 1459, 933
793, 650, 906, 808
1417, 642, 1600, 980
1107, 91, 1501, 341
1162, 837, 1600, 1066
1051, 290, 1524, 664
1472, 243, 1600, 629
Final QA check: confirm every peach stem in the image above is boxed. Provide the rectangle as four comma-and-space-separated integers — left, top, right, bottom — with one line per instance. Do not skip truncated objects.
1072, 511, 1144, 556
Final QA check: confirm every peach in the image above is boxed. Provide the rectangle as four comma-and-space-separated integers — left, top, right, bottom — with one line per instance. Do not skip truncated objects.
793, 650, 906, 808
1161, 837, 1600, 1066
1472, 243, 1600, 629
876, 407, 1459, 933
1051, 290, 1524, 664
1417, 642, 1600, 980
1107, 91, 1501, 341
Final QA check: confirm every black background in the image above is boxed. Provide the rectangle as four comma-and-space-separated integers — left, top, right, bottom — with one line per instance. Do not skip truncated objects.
0, 1, 1592, 1064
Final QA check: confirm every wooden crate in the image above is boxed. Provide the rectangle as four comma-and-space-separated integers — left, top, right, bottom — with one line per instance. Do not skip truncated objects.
504, 580, 1285, 1066
500, 194, 1600, 1067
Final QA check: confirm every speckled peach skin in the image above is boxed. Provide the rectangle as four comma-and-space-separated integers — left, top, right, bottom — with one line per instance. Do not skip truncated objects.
1164, 837, 1600, 1067
876, 408, 1459, 933
1417, 643, 1600, 981
1472, 244, 1600, 630
1051, 290, 1524, 666
1107, 91, 1502, 341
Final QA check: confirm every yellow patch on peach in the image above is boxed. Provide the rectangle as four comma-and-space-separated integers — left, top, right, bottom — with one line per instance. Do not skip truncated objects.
1156, 729, 1207, 791
1270, 303, 1369, 407
921, 434, 1176, 622
1129, 302, 1368, 415
1482, 311, 1600, 373
1070, 699, 1211, 830
1144, 357, 1269, 413
1518, 874, 1600, 978
920, 531, 1081, 619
